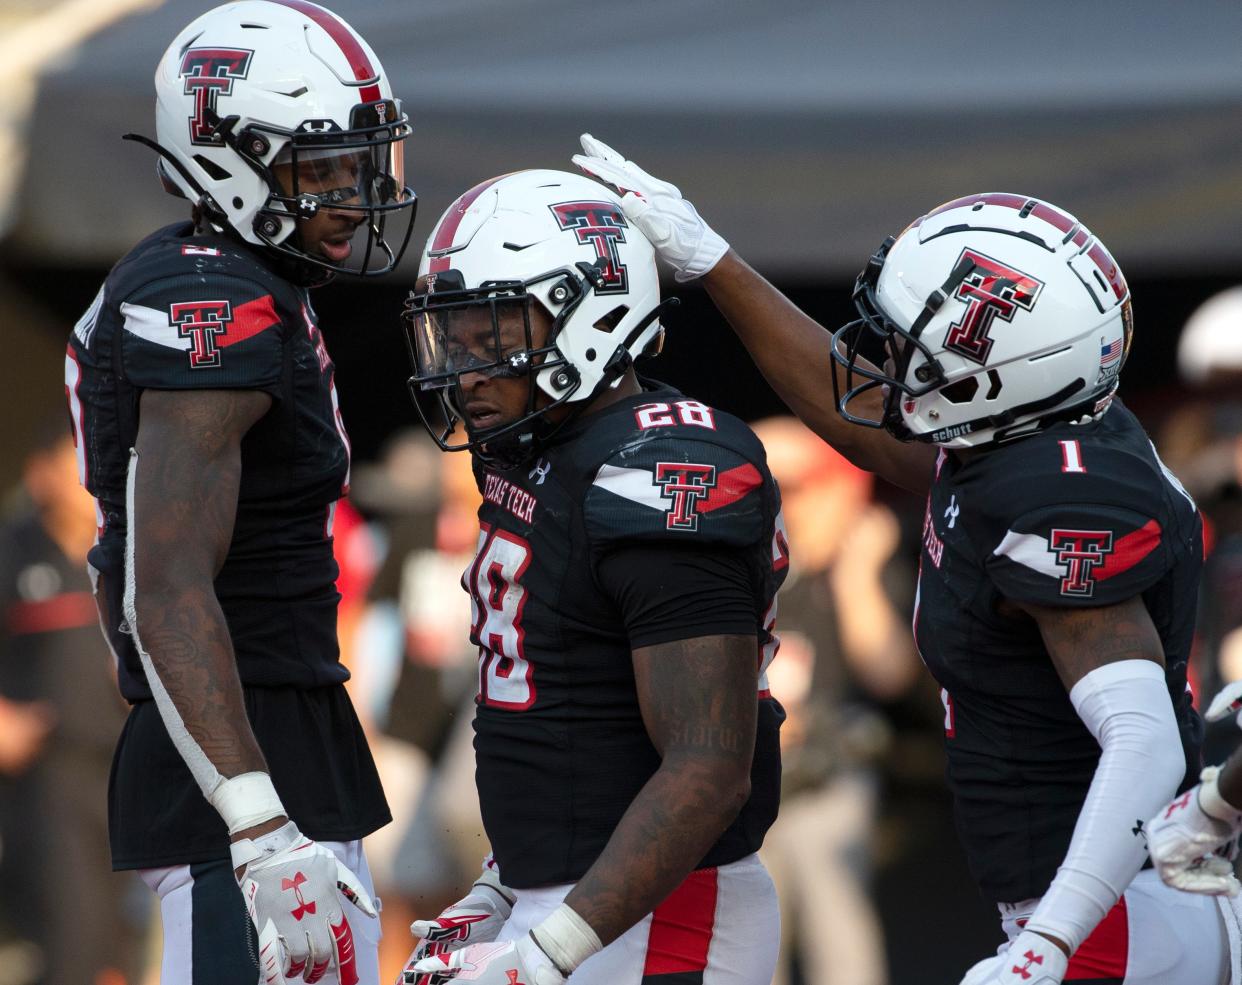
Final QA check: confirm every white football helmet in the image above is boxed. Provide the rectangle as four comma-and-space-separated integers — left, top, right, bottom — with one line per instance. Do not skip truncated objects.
402, 169, 667, 466
833, 193, 1133, 448
139, 0, 415, 280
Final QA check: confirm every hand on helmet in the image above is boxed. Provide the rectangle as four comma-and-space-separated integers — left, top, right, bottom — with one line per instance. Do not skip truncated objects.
572, 134, 729, 282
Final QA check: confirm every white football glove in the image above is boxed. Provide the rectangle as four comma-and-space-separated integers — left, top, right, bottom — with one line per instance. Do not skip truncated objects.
410, 936, 564, 985
400, 857, 515, 985
1147, 765, 1242, 896
1206, 681, 1242, 728
232, 821, 377, 985
960, 931, 1068, 985
571, 134, 729, 282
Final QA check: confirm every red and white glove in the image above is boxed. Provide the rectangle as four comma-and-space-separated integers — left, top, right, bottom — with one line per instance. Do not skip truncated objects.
232, 821, 377, 985
1206, 680, 1242, 728
571, 134, 729, 283
960, 931, 1068, 985
410, 937, 564, 985
400, 857, 515, 985
1147, 765, 1242, 896
409, 902, 600, 985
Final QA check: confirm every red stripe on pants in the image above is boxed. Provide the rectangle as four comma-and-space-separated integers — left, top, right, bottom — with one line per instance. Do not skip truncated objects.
642, 868, 719, 977
1065, 895, 1128, 981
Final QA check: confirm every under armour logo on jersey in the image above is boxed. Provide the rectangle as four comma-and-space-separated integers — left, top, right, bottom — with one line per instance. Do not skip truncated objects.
1013, 950, 1043, 979
653, 462, 717, 532
528, 458, 551, 485
282, 871, 316, 921
1132, 818, 1147, 843
944, 494, 960, 529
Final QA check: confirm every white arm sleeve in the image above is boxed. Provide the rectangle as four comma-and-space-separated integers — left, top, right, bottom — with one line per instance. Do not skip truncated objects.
1025, 659, 1185, 952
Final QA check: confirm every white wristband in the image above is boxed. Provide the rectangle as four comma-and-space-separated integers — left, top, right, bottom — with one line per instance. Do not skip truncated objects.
1199, 766, 1242, 824
531, 903, 602, 976
206, 771, 286, 835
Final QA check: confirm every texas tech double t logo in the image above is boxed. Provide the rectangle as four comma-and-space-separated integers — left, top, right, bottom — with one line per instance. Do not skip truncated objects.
548, 201, 629, 294
654, 462, 717, 531
170, 300, 233, 369
179, 48, 253, 145
945, 249, 1044, 365
1049, 528, 1114, 597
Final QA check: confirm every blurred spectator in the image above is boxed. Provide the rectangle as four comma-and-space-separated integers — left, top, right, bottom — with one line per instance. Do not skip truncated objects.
349, 432, 484, 981
0, 425, 143, 985
1165, 288, 1242, 765
753, 416, 921, 985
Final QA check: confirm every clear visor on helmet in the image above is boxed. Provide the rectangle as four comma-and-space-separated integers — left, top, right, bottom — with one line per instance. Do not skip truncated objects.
408, 292, 536, 388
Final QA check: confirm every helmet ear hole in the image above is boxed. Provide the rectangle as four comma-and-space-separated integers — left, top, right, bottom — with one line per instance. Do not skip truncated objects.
593, 306, 628, 334
194, 154, 232, 182
939, 377, 980, 405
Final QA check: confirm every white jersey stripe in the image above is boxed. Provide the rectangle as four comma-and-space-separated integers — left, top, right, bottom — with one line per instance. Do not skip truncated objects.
993, 529, 1065, 580
592, 462, 663, 511
120, 300, 191, 351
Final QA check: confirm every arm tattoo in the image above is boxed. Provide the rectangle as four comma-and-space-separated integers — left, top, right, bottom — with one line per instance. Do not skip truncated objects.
564, 633, 757, 946
131, 388, 271, 779
1018, 595, 1165, 692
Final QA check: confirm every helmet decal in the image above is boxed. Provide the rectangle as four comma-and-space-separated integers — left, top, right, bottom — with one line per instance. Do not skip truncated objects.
548, 201, 630, 294
178, 48, 253, 145
268, 0, 381, 100
945, 248, 1045, 365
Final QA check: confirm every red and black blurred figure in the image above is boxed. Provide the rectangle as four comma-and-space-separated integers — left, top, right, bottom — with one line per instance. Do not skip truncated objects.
0, 424, 142, 985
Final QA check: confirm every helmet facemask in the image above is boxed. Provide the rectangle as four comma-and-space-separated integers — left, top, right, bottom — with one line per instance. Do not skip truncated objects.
245, 99, 417, 280
403, 265, 593, 468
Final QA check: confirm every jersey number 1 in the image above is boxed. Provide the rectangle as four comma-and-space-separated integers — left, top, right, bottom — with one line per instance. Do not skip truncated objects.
466, 525, 535, 710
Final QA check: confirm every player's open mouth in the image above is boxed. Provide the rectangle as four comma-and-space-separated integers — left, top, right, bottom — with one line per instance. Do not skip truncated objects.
320, 236, 354, 262
466, 404, 503, 428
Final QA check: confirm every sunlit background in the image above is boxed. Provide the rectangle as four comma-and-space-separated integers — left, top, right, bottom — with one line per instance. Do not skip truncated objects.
2, 3, 1241, 984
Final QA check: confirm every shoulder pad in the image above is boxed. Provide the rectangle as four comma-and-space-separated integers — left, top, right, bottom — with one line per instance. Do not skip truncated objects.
584, 425, 774, 550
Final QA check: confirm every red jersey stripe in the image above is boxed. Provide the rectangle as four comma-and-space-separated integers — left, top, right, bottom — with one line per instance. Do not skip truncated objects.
699, 463, 762, 514
217, 294, 280, 348
1096, 519, 1162, 582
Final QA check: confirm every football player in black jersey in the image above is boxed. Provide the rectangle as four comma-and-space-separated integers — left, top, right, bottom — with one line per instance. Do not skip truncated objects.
569, 138, 1234, 985
65, 3, 416, 982
395, 169, 786, 985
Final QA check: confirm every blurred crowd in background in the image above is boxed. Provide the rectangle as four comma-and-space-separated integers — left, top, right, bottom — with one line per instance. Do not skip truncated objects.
1, 1, 1241, 983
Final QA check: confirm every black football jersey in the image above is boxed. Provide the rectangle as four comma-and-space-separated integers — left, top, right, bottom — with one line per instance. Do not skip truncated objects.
66, 223, 388, 868
915, 400, 1203, 903
468, 384, 787, 888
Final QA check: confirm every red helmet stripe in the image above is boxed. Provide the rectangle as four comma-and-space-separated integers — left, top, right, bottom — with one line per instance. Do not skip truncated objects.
427, 175, 510, 273
268, 0, 382, 103
914, 193, 1127, 301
